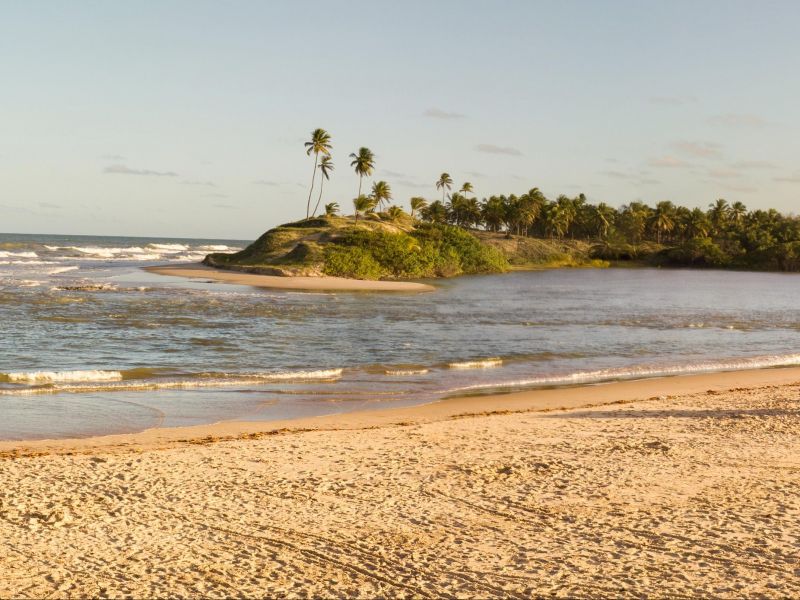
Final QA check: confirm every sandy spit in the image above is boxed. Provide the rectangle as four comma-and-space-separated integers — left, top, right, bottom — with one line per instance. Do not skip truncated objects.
1, 368, 799, 597
145, 263, 436, 292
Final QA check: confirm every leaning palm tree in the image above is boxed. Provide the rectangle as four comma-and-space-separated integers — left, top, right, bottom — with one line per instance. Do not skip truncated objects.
436, 173, 453, 203
312, 156, 335, 217
349, 147, 375, 199
324, 202, 339, 217
371, 180, 392, 211
353, 195, 376, 225
459, 182, 474, 198
409, 197, 428, 218
304, 128, 332, 219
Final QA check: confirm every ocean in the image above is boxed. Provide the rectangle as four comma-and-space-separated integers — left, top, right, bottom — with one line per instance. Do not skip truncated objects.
2, 231, 800, 440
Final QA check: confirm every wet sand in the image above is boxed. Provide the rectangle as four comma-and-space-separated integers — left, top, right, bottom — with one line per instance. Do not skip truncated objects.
145, 263, 436, 292
1, 367, 799, 597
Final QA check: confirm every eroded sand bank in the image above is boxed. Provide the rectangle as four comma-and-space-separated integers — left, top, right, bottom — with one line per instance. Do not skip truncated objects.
145, 263, 436, 292
1, 368, 799, 597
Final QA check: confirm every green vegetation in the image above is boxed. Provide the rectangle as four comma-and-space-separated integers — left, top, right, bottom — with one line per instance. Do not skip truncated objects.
237, 126, 800, 276
205, 217, 510, 280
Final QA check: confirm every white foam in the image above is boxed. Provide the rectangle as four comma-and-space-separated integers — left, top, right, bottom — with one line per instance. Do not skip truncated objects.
147, 243, 189, 252
385, 368, 430, 376
448, 358, 503, 369
447, 354, 800, 394
0, 251, 38, 258
5, 370, 123, 384
48, 266, 79, 275
245, 368, 344, 380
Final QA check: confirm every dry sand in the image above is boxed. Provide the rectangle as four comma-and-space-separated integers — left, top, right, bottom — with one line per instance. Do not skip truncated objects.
1, 369, 799, 597
145, 263, 436, 292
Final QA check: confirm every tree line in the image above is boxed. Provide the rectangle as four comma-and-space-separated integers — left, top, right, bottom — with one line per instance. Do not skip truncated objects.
300, 128, 800, 271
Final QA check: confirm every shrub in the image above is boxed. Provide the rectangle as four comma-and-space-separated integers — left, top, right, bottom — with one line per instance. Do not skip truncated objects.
323, 246, 385, 279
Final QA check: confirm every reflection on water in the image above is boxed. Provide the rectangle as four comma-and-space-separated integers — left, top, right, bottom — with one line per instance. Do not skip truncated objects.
1, 232, 800, 440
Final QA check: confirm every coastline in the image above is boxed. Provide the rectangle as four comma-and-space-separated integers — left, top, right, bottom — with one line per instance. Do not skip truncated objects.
144, 263, 437, 292
2, 365, 799, 597
4, 365, 800, 456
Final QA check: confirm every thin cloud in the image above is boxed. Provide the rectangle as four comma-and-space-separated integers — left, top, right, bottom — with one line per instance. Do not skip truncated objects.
38, 201, 61, 209
639, 178, 661, 185
649, 96, 697, 105
213, 203, 239, 209
672, 141, 722, 159
720, 183, 757, 193
101, 154, 126, 161
648, 156, 690, 168
104, 164, 178, 177
423, 108, 466, 119
707, 168, 741, 179
395, 179, 431, 189
601, 170, 632, 179
774, 174, 800, 183
381, 170, 407, 178
708, 113, 767, 128
182, 180, 216, 187
476, 144, 523, 156
204, 193, 229, 199
464, 170, 485, 178
730, 160, 777, 170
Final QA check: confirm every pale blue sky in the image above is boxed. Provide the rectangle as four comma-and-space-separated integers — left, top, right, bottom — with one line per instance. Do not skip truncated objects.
2, 0, 799, 238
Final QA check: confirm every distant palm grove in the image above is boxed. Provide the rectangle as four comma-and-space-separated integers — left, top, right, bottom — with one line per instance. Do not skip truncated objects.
302, 128, 800, 272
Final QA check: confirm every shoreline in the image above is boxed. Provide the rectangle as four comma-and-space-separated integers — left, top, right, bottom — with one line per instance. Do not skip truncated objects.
4, 365, 800, 456
144, 263, 437, 292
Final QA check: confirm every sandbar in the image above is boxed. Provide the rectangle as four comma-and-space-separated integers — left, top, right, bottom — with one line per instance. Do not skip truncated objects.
144, 263, 436, 292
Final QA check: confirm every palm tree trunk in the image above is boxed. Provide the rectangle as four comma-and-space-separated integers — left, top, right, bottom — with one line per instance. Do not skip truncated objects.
306, 153, 318, 219
313, 177, 325, 217
357, 175, 362, 200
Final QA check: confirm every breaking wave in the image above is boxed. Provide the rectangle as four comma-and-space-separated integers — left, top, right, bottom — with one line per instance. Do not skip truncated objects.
448, 358, 503, 369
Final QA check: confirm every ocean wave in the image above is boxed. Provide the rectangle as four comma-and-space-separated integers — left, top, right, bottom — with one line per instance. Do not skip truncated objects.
0, 367, 344, 395
385, 368, 430, 376
445, 353, 800, 394
47, 266, 79, 275
448, 358, 503, 369
0, 251, 38, 259
2, 370, 124, 384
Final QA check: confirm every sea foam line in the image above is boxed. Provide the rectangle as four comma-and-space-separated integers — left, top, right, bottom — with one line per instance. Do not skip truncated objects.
445, 353, 800, 394
448, 358, 503, 369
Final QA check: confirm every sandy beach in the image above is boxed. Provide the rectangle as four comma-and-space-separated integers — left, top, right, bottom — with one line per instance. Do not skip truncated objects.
2, 367, 799, 597
145, 263, 437, 292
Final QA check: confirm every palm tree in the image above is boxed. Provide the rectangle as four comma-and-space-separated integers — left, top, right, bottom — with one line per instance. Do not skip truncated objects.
592, 202, 616, 239
409, 197, 428, 218
436, 173, 453, 203
349, 147, 375, 199
421, 200, 447, 223
324, 202, 339, 217
708, 198, 730, 236
459, 182, 473, 197
653, 201, 676, 244
312, 156, 334, 217
353, 195, 376, 225
304, 128, 332, 219
371, 180, 392, 211
386, 205, 404, 221
730, 201, 747, 228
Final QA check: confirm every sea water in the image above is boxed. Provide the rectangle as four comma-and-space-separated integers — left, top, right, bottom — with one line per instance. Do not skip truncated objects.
2, 231, 799, 440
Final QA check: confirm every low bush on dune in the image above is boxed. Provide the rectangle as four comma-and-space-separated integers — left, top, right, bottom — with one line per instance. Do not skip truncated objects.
322, 224, 509, 279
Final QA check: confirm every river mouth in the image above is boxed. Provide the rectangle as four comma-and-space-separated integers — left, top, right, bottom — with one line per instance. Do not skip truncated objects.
2, 232, 800, 440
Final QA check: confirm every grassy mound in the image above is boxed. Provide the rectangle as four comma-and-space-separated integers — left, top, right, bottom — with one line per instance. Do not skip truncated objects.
204, 217, 509, 280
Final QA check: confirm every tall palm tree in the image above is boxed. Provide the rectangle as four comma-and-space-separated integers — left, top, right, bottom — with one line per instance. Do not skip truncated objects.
653, 200, 676, 244
353, 195, 376, 225
371, 180, 392, 211
312, 156, 334, 217
349, 147, 375, 199
436, 173, 453, 203
304, 128, 332, 219
409, 197, 428, 218
459, 182, 473, 197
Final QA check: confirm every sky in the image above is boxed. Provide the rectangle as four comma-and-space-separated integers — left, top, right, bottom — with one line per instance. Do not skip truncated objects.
2, 0, 800, 239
